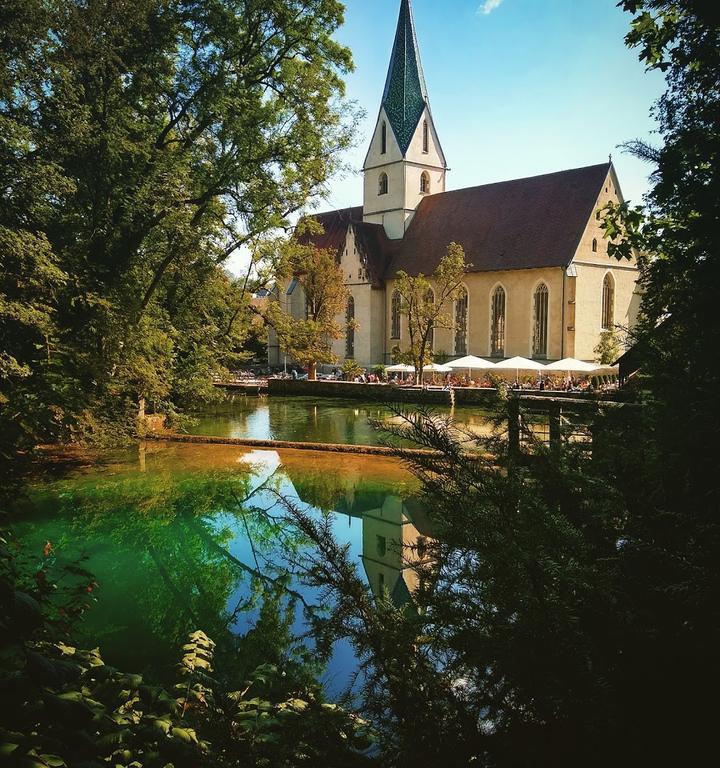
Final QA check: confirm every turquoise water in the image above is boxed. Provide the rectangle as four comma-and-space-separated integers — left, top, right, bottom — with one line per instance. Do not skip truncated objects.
10, 442, 424, 697
186, 395, 494, 445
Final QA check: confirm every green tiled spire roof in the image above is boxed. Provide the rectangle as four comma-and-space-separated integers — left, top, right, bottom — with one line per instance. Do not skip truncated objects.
382, 0, 429, 156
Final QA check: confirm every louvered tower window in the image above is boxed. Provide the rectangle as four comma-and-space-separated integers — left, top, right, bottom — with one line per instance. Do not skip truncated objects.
532, 283, 549, 358
491, 286, 506, 357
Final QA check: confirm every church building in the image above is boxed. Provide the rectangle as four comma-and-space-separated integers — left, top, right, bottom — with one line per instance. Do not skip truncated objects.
268, 0, 640, 368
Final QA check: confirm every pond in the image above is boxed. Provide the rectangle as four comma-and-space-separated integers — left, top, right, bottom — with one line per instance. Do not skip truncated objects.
186, 394, 496, 446
9, 441, 428, 698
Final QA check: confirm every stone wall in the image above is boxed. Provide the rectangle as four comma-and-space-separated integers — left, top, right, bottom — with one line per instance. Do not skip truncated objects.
268, 379, 602, 406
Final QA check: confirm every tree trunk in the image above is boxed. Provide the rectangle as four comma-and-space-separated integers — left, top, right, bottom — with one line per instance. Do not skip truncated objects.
308, 361, 317, 381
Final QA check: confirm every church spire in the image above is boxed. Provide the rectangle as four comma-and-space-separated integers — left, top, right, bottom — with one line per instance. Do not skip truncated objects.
381, 0, 430, 155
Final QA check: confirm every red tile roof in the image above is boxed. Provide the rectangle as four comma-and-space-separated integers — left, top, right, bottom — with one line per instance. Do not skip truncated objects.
385, 163, 611, 278
303, 163, 611, 284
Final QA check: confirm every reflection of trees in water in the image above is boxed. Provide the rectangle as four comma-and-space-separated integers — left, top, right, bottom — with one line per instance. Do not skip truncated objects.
23, 465, 319, 680
19, 446, 432, 689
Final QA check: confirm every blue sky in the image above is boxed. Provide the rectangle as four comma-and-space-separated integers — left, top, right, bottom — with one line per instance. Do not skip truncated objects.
325, 0, 664, 209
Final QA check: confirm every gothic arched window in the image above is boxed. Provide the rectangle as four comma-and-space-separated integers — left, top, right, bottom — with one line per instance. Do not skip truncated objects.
490, 285, 506, 357
381, 121, 387, 155
592, 238, 598, 253
391, 290, 401, 339
532, 283, 549, 359
379, 172, 388, 196
346, 296, 355, 358
602, 273, 615, 330
420, 171, 430, 194
425, 288, 435, 350
454, 287, 468, 356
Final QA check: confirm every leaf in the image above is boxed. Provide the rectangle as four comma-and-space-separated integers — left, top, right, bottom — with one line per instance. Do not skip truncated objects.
170, 726, 198, 745
26, 651, 82, 686
38, 756, 66, 767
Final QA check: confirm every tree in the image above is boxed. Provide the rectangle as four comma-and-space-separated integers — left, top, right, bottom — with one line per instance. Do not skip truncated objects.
265, 220, 349, 380
0, 0, 357, 450
593, 329, 621, 364
393, 243, 468, 384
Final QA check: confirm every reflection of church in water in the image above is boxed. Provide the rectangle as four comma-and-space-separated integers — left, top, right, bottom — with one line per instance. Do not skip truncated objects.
340, 492, 433, 605
285, 461, 433, 605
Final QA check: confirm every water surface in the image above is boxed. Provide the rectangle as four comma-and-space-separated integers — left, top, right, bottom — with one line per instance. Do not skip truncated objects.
10, 442, 426, 696
187, 395, 496, 446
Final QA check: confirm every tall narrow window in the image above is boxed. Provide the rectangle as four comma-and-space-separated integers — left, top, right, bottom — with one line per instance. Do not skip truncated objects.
420, 171, 430, 194
425, 288, 435, 351
423, 120, 429, 153
454, 287, 468, 356
381, 121, 387, 155
601, 273, 615, 330
592, 238, 598, 253
490, 285, 506, 357
378, 172, 388, 196
345, 296, 355, 358
391, 290, 401, 339
532, 283, 549, 358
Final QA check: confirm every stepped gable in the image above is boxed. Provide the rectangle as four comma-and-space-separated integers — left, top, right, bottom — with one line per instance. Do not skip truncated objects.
300, 206, 398, 288
352, 220, 400, 287
299, 206, 362, 255
385, 163, 612, 278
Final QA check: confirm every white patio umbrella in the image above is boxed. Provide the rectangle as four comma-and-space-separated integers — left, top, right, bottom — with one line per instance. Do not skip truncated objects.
446, 355, 497, 376
385, 363, 415, 382
422, 363, 452, 373
493, 356, 547, 382
544, 358, 599, 375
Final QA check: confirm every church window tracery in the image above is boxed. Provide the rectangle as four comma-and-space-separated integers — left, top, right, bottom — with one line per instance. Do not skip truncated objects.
532, 283, 549, 358
454, 287, 468, 356
346, 296, 355, 358
602, 273, 615, 330
491, 285, 506, 357
425, 288, 435, 350
391, 290, 401, 339
379, 172, 388, 196
420, 171, 430, 194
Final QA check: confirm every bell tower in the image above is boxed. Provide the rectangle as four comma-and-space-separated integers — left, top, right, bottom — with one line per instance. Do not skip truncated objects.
362, 0, 447, 240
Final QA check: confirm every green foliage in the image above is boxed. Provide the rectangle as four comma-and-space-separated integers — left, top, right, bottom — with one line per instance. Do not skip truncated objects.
341, 359, 364, 380
0, 525, 374, 768
0, 0, 357, 454
593, 329, 621, 365
393, 243, 468, 383
265, 221, 350, 379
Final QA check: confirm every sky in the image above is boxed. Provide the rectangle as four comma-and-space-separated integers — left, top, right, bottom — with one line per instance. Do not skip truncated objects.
227, 0, 665, 274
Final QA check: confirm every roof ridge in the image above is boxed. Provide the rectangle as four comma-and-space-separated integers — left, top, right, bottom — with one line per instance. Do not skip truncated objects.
429, 162, 611, 198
